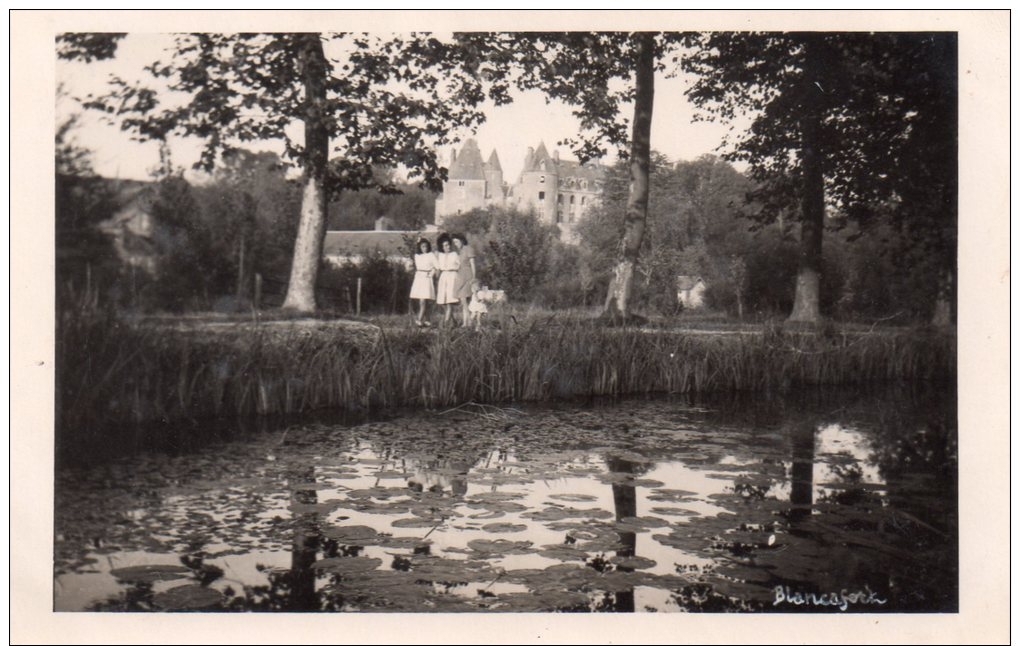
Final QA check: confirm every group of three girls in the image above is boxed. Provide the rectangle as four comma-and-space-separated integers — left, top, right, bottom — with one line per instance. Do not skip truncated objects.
409, 232, 476, 327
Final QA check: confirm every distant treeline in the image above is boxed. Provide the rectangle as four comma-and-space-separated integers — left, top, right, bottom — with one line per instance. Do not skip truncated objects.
58, 141, 949, 323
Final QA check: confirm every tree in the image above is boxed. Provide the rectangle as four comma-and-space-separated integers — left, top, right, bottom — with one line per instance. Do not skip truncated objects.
55, 103, 120, 300
686, 32, 957, 323
58, 32, 491, 312
458, 32, 688, 320
577, 153, 760, 315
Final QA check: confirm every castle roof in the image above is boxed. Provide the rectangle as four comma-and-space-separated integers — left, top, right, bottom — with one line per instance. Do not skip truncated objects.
554, 159, 605, 185
448, 138, 486, 181
486, 149, 502, 172
533, 141, 550, 164
518, 142, 605, 186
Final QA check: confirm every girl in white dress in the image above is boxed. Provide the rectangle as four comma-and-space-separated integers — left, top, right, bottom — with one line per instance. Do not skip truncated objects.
435, 233, 461, 327
409, 238, 438, 327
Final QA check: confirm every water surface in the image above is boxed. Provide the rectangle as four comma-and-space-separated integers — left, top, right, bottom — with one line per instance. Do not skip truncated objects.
55, 385, 957, 612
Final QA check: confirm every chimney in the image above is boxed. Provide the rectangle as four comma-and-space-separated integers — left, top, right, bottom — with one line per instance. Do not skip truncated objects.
553, 149, 560, 162
451, 148, 457, 164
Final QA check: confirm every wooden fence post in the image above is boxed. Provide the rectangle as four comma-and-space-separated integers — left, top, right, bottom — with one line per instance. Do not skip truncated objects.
356, 277, 362, 316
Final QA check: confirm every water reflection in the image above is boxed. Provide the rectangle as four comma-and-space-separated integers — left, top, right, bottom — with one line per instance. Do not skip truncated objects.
55, 384, 957, 613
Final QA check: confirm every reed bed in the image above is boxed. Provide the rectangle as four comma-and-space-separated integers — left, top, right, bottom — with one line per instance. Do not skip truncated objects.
57, 307, 956, 448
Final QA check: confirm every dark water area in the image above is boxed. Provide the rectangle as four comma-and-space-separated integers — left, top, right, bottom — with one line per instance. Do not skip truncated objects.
54, 382, 957, 613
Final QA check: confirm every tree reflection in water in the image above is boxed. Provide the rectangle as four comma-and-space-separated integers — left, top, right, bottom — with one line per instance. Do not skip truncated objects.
60, 384, 956, 613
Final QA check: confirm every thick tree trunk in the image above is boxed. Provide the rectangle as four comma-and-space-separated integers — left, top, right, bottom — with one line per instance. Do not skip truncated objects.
282, 34, 329, 313
603, 33, 655, 320
788, 37, 826, 324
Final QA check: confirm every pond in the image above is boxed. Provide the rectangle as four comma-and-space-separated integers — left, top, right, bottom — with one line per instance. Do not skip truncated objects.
54, 383, 957, 613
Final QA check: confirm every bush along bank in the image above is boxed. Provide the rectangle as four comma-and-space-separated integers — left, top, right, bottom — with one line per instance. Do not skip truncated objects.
57, 311, 956, 450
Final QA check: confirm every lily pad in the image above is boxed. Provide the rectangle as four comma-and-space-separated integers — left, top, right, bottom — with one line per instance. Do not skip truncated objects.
609, 555, 657, 570
321, 525, 380, 544
614, 516, 670, 532
468, 492, 526, 503
377, 536, 431, 550
647, 489, 700, 502
152, 585, 224, 610
523, 507, 614, 522
412, 560, 496, 584
482, 522, 527, 534
392, 517, 445, 529
467, 539, 535, 556
547, 494, 599, 503
110, 565, 191, 583
650, 506, 698, 517
468, 510, 506, 520
539, 545, 590, 562
466, 501, 528, 513
311, 557, 383, 574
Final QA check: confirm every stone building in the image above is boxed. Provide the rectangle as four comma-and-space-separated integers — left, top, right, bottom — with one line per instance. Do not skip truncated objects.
508, 141, 604, 237
433, 139, 505, 221
434, 139, 604, 241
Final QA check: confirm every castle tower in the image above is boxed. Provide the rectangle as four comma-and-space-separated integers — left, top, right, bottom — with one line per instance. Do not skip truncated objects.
484, 149, 503, 201
514, 140, 559, 225
435, 138, 488, 224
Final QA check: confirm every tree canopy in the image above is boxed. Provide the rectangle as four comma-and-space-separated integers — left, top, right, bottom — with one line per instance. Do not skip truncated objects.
58, 32, 495, 311
685, 32, 957, 322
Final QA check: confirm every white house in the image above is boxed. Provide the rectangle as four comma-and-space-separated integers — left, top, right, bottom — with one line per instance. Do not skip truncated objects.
677, 275, 707, 309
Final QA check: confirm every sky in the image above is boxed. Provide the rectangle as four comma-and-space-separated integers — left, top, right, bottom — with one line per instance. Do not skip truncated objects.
56, 34, 748, 184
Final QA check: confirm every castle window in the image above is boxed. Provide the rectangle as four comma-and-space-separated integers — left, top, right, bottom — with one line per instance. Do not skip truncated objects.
458, 181, 465, 187
556, 210, 563, 224
539, 175, 545, 184
581, 180, 588, 189
557, 194, 563, 204
581, 196, 587, 206
570, 195, 575, 205
538, 191, 545, 202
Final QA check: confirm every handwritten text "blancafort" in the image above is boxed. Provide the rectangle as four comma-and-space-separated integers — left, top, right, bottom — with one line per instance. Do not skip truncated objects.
773, 585, 888, 611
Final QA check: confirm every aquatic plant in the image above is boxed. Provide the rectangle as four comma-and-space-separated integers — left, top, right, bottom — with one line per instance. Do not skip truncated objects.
56, 308, 955, 450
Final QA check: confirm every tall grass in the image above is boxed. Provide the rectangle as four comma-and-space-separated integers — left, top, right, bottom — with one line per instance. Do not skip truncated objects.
57, 303, 956, 449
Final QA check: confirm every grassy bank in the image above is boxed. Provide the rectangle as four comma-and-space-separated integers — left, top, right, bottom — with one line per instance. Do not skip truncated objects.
57, 305, 956, 448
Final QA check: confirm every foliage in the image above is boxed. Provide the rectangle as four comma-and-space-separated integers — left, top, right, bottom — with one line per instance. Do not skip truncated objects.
483, 208, 560, 299
685, 32, 958, 321
577, 154, 763, 315
58, 33, 488, 190
457, 32, 687, 163
328, 181, 437, 231
58, 32, 497, 310
317, 253, 413, 315
56, 304, 956, 440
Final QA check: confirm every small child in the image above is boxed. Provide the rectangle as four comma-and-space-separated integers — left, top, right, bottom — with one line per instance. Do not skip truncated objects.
468, 280, 488, 330
469, 281, 507, 329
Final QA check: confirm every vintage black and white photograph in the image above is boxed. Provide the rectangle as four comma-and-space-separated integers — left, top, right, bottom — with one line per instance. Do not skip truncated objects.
12, 8, 1010, 643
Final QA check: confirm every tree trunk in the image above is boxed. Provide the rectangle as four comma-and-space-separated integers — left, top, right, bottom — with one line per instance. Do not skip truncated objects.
603, 33, 655, 320
931, 266, 954, 326
788, 37, 826, 323
236, 234, 246, 301
282, 34, 329, 313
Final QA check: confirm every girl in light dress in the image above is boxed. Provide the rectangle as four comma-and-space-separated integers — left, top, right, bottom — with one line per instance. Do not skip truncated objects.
409, 238, 438, 327
434, 233, 461, 327
467, 279, 488, 330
